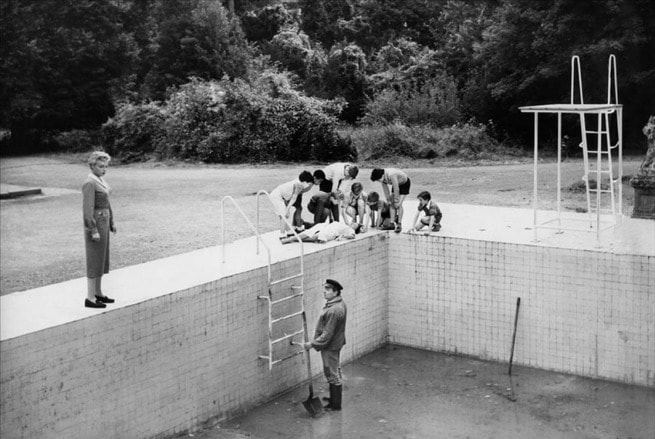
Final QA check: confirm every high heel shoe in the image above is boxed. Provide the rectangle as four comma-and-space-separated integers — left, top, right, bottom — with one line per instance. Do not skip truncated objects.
85, 299, 106, 308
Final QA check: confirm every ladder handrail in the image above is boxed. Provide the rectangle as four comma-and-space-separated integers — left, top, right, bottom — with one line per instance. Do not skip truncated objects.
570, 55, 584, 105
255, 189, 304, 289
607, 54, 618, 105
570, 55, 621, 241
255, 189, 307, 371
220, 195, 272, 284
605, 54, 620, 216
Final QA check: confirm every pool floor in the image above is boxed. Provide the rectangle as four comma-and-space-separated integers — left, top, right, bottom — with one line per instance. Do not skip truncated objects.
187, 345, 654, 439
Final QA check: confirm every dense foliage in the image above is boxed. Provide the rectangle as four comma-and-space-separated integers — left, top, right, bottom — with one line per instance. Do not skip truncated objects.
2, 0, 654, 159
102, 74, 355, 163
348, 121, 502, 160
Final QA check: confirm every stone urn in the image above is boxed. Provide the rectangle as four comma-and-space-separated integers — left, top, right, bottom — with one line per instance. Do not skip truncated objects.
629, 116, 655, 219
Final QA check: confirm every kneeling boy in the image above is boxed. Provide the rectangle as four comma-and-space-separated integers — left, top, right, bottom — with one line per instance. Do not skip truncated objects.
409, 191, 442, 234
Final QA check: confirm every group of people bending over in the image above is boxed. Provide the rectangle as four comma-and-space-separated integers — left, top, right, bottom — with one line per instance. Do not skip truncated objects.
270, 162, 443, 245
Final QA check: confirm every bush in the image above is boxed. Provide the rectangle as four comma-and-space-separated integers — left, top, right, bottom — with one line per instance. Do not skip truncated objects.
348, 121, 499, 160
101, 75, 355, 163
53, 129, 101, 152
207, 74, 355, 162
361, 73, 461, 127
157, 79, 228, 161
424, 122, 500, 158
101, 103, 166, 162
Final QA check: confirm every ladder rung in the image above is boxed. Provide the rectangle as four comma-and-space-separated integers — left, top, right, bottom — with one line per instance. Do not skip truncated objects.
271, 350, 305, 365
582, 175, 612, 182
272, 310, 303, 324
586, 150, 611, 154
271, 292, 303, 305
271, 330, 304, 345
584, 130, 608, 135
270, 273, 303, 286
588, 189, 613, 193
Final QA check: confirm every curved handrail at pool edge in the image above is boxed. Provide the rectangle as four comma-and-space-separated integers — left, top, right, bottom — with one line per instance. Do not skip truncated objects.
220, 195, 272, 284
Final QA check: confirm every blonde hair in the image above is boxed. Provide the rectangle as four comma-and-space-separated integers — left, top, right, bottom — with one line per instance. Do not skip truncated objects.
88, 151, 111, 167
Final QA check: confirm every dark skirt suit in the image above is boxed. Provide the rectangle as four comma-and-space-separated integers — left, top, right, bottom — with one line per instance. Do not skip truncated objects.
83, 176, 114, 278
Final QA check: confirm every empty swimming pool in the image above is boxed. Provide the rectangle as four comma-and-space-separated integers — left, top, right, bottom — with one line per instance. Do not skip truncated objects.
1, 203, 653, 439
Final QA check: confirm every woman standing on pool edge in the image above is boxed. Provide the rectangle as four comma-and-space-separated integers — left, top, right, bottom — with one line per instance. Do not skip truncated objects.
83, 151, 116, 309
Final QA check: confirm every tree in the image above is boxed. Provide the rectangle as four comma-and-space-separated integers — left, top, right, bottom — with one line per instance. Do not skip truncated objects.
321, 42, 369, 123
240, 4, 296, 42
473, 0, 655, 145
0, 0, 137, 152
267, 28, 316, 79
298, 0, 352, 49
338, 0, 445, 52
141, 0, 252, 101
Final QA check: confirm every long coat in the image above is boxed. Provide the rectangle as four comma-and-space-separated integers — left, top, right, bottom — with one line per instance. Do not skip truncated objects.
311, 296, 347, 351
83, 174, 114, 278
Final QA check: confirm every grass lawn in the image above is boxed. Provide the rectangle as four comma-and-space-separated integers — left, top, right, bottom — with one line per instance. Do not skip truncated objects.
0, 153, 642, 294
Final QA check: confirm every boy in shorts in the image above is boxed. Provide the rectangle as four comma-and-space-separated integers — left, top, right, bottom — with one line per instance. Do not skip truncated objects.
308, 170, 339, 224
408, 191, 442, 234
320, 163, 359, 221
343, 182, 368, 232
270, 171, 314, 237
366, 191, 394, 230
370, 168, 410, 233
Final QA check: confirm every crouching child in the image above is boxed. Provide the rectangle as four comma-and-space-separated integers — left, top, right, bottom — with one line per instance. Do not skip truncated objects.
366, 191, 394, 230
409, 191, 442, 234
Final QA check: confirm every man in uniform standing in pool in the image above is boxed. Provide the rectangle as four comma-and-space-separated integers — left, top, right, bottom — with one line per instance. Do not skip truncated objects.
303, 279, 347, 411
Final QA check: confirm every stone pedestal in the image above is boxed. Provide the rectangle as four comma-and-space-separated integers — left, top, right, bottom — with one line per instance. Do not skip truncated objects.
632, 187, 655, 219
630, 173, 655, 219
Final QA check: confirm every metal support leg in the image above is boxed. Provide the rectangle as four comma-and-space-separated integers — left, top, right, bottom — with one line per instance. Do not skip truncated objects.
533, 113, 539, 242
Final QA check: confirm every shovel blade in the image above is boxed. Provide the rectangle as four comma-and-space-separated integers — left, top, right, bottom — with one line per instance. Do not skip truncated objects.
303, 396, 323, 415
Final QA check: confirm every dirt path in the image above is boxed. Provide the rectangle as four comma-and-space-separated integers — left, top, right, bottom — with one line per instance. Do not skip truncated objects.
0, 155, 642, 294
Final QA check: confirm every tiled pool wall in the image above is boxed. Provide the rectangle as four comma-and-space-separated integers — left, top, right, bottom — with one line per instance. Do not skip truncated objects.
389, 235, 655, 386
2, 232, 653, 439
0, 235, 390, 439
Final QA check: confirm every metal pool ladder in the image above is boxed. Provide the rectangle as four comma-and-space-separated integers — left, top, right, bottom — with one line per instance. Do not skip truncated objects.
573, 54, 623, 225
220, 192, 308, 371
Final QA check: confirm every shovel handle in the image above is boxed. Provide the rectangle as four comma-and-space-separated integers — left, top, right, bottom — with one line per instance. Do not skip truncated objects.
291, 310, 314, 399
508, 297, 521, 375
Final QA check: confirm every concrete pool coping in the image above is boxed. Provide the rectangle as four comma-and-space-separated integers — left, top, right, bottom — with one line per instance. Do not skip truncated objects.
2, 201, 653, 341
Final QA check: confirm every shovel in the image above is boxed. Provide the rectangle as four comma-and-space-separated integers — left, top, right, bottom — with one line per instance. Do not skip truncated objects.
292, 312, 323, 416
508, 297, 521, 375
300, 349, 323, 415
